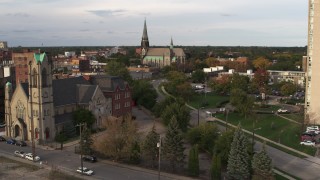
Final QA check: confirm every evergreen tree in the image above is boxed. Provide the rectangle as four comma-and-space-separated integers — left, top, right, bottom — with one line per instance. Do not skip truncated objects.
227, 125, 251, 179
210, 153, 221, 180
188, 145, 199, 177
163, 116, 185, 172
142, 125, 160, 167
81, 128, 93, 155
252, 143, 274, 180
129, 141, 141, 164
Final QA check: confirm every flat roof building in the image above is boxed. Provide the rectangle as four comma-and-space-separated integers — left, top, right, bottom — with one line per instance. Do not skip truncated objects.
305, 0, 320, 124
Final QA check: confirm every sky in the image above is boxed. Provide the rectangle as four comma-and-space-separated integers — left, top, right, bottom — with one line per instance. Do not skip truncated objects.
0, 0, 308, 47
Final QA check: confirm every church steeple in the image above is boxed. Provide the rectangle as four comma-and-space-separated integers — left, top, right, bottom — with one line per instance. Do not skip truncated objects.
141, 19, 149, 49
170, 37, 174, 49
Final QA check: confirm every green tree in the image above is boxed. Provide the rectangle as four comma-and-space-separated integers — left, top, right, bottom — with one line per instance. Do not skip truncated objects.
280, 82, 296, 96
191, 69, 206, 83
230, 73, 249, 92
163, 116, 185, 172
252, 144, 274, 180
142, 125, 160, 167
251, 69, 269, 94
230, 88, 254, 119
210, 153, 221, 180
188, 145, 199, 177
132, 80, 157, 109
214, 130, 235, 166
186, 123, 219, 153
164, 70, 194, 101
105, 60, 133, 84
252, 57, 271, 70
152, 96, 175, 117
227, 126, 251, 179
73, 108, 95, 129
161, 102, 190, 132
54, 131, 68, 150
176, 82, 194, 102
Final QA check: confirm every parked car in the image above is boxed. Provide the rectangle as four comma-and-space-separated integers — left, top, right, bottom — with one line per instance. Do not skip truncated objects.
14, 150, 25, 158
15, 140, 27, 147
76, 167, 94, 176
301, 135, 314, 142
307, 126, 319, 132
0, 136, 6, 141
302, 132, 317, 136
6, 139, 16, 145
300, 140, 316, 146
25, 153, 40, 162
82, 155, 97, 163
277, 108, 289, 113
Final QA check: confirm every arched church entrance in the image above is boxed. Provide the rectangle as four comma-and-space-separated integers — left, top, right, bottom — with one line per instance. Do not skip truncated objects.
14, 125, 20, 138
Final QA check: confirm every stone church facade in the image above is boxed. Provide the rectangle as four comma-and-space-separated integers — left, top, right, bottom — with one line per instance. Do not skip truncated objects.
5, 52, 111, 144
140, 20, 186, 68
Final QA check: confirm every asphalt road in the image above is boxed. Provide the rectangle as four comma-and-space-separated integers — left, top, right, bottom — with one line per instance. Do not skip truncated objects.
0, 142, 179, 180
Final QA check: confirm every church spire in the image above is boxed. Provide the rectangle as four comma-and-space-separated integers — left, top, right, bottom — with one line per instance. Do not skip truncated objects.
141, 19, 149, 49
170, 37, 174, 49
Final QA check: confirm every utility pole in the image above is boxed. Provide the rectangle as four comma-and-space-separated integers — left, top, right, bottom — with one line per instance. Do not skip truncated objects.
29, 61, 36, 162
225, 109, 229, 131
197, 106, 200, 126
76, 123, 85, 174
157, 135, 162, 180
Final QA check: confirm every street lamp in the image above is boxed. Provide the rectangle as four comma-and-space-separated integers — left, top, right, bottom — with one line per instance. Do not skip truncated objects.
157, 135, 162, 180
252, 127, 262, 152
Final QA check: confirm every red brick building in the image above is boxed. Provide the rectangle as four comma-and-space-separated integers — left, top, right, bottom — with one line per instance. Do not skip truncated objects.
12, 49, 37, 84
89, 75, 132, 117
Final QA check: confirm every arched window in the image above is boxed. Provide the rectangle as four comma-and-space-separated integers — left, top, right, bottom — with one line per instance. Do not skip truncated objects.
32, 68, 37, 87
16, 101, 25, 120
42, 68, 47, 87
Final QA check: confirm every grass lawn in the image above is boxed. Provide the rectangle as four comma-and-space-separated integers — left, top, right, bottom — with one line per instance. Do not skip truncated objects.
188, 92, 229, 109
216, 113, 316, 156
281, 113, 304, 123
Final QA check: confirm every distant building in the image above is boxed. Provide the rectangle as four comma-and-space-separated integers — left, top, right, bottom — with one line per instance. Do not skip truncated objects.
139, 20, 186, 68
0, 41, 8, 49
305, 0, 320, 122
65, 51, 76, 57
218, 69, 305, 87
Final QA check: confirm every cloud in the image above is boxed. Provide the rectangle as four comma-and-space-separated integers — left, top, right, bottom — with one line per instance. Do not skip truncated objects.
12, 30, 29, 33
6, 13, 30, 17
220, 13, 233, 17
87, 9, 126, 17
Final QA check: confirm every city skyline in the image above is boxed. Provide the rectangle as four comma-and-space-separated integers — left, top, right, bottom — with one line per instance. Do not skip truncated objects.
0, 0, 308, 47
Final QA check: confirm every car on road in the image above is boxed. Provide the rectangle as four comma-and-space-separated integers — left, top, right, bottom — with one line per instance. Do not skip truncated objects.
15, 140, 27, 147
6, 139, 16, 145
82, 155, 97, 163
277, 108, 289, 113
300, 140, 315, 146
25, 153, 40, 162
0, 136, 6, 141
76, 167, 94, 176
14, 150, 25, 158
